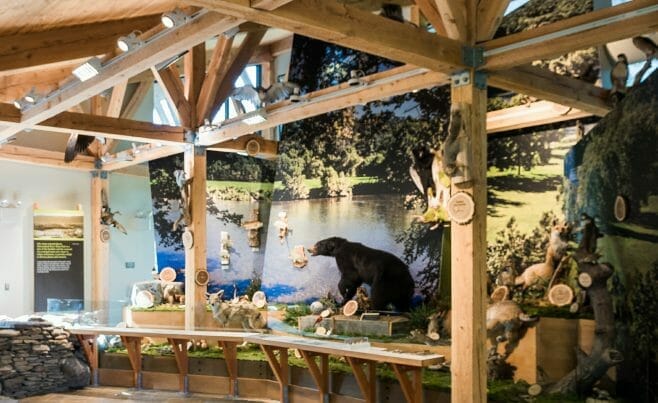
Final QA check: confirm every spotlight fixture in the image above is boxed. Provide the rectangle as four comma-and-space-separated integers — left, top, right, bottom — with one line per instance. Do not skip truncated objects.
73, 57, 103, 82
161, 8, 189, 29
23, 88, 40, 104
242, 110, 267, 125
13, 99, 27, 110
117, 31, 143, 52
347, 70, 366, 87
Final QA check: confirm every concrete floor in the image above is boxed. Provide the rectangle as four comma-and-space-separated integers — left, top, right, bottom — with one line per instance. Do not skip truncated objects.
14, 387, 278, 402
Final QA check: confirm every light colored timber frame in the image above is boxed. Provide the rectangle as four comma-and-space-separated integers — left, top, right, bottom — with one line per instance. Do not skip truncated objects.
1, 1, 656, 401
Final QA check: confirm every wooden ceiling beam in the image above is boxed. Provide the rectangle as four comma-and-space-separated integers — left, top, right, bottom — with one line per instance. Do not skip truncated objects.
199, 65, 449, 145
0, 12, 244, 141
476, 0, 510, 42
0, 60, 81, 103
186, 0, 465, 73
184, 44, 207, 106
196, 34, 236, 125
482, 0, 658, 70
209, 28, 267, 120
434, 0, 468, 41
488, 66, 611, 117
251, 0, 295, 11
486, 100, 591, 134
151, 64, 194, 128
412, 0, 447, 35
0, 144, 95, 171
209, 134, 278, 158
0, 15, 161, 72
269, 35, 293, 56
103, 144, 185, 171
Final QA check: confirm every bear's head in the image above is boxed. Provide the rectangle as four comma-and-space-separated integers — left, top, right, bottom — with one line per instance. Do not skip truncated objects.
308, 237, 347, 256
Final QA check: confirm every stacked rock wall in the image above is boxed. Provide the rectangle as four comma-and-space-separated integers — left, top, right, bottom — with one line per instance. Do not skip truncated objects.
0, 320, 90, 399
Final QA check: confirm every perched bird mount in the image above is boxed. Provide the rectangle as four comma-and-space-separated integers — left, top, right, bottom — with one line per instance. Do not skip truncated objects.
632, 35, 657, 86
609, 53, 628, 104
64, 134, 96, 163
231, 82, 301, 114
100, 188, 126, 234
442, 102, 472, 185
172, 169, 193, 231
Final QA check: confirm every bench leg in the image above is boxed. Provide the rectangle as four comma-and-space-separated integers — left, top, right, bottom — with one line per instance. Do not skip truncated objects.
299, 350, 329, 403
167, 338, 189, 394
345, 357, 376, 403
260, 345, 289, 403
391, 364, 423, 403
219, 341, 239, 397
75, 334, 98, 386
120, 336, 143, 389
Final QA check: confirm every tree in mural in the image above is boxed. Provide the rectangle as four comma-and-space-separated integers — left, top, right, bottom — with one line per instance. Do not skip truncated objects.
576, 71, 658, 224
488, 130, 559, 175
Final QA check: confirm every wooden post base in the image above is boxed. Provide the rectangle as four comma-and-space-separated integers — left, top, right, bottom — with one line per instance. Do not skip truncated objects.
345, 357, 376, 403
76, 334, 99, 386
299, 350, 330, 403
260, 345, 289, 403
219, 341, 240, 396
391, 363, 424, 403
120, 336, 143, 388
167, 338, 189, 394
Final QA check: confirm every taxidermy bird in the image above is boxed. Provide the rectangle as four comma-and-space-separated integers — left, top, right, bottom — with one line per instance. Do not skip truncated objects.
609, 53, 628, 103
231, 82, 300, 113
409, 146, 450, 229
632, 36, 658, 59
100, 188, 127, 234
64, 134, 96, 163
381, 3, 404, 23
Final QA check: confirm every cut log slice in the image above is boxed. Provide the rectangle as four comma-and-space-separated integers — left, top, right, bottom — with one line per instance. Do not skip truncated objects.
343, 300, 359, 317
135, 290, 154, 308
548, 284, 574, 307
159, 267, 177, 283
428, 331, 440, 341
578, 272, 593, 288
320, 309, 333, 318
490, 285, 509, 303
252, 291, 267, 308
614, 195, 628, 222
315, 326, 327, 336
528, 383, 542, 396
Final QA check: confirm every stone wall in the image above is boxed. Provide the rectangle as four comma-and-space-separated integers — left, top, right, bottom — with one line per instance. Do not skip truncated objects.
0, 319, 90, 399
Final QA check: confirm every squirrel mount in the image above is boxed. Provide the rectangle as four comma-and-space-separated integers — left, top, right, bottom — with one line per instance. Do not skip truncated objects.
441, 103, 472, 185
172, 169, 193, 231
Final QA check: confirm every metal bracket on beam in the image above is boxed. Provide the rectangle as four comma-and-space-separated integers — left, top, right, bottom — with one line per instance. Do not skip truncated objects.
194, 146, 206, 156
184, 129, 197, 144
450, 71, 487, 90
462, 45, 484, 68
91, 170, 108, 179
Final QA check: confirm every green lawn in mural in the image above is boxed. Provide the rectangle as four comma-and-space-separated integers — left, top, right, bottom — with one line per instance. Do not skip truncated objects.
487, 132, 576, 240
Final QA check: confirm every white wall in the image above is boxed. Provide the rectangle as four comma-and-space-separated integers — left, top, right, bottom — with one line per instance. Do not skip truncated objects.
0, 161, 91, 317
0, 161, 156, 321
108, 172, 156, 323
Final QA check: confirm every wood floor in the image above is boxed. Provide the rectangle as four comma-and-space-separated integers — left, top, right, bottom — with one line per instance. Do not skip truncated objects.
16, 387, 277, 402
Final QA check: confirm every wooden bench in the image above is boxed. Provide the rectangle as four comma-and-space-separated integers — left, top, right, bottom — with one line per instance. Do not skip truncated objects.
69, 326, 259, 395
245, 334, 444, 403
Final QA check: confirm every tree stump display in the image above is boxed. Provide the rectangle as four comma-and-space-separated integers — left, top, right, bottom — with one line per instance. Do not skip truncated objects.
549, 215, 623, 395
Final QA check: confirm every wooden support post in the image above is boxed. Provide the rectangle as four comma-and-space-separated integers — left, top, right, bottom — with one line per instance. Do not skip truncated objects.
390, 363, 423, 403
167, 338, 190, 393
299, 350, 330, 403
120, 336, 143, 388
184, 145, 208, 330
219, 341, 240, 396
345, 357, 376, 403
449, 69, 487, 403
75, 334, 99, 386
90, 171, 109, 322
261, 345, 289, 403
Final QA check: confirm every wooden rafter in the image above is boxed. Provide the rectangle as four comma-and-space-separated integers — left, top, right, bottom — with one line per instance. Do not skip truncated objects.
482, 0, 658, 70
184, 44, 206, 106
0, 60, 81, 103
151, 64, 194, 128
411, 0, 447, 35
0, 144, 95, 171
187, 0, 465, 73
209, 135, 278, 158
121, 82, 151, 119
434, 0, 468, 41
0, 12, 244, 141
199, 65, 449, 145
476, 0, 511, 42
486, 100, 591, 134
209, 28, 267, 120
103, 144, 184, 171
489, 66, 611, 117
251, 0, 295, 11
196, 34, 236, 125
0, 15, 161, 72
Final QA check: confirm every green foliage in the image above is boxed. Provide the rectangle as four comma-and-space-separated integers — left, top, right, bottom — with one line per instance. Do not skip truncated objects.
486, 213, 558, 297
407, 304, 437, 331
244, 269, 263, 299
320, 166, 352, 197
275, 149, 310, 200
576, 72, 658, 224
496, 0, 592, 37
396, 222, 444, 303
207, 152, 276, 182
282, 304, 311, 327
488, 130, 560, 174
